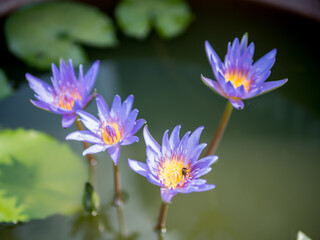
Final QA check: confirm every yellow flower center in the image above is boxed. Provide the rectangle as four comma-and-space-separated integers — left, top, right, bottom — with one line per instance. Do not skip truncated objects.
101, 122, 122, 145
225, 69, 251, 92
56, 89, 82, 110
158, 156, 190, 189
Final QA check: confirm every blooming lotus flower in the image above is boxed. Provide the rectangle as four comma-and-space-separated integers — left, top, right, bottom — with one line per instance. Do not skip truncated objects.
128, 125, 217, 203
202, 33, 287, 109
66, 94, 145, 165
26, 59, 99, 128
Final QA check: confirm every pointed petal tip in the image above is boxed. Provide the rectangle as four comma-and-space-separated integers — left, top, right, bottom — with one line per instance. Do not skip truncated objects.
25, 73, 32, 80
229, 98, 244, 110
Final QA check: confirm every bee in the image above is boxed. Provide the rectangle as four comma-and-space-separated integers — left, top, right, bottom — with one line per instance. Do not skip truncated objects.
182, 167, 188, 177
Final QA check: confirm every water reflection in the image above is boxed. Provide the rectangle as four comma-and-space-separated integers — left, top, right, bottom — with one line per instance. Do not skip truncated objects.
70, 206, 113, 239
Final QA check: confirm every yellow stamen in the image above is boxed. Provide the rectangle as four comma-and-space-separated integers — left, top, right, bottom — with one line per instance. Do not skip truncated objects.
225, 69, 251, 92
101, 122, 122, 145
56, 89, 82, 110
158, 156, 190, 189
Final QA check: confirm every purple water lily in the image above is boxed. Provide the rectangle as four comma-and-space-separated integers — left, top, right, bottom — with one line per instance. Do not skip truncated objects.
26, 59, 99, 128
66, 94, 145, 165
202, 33, 287, 109
128, 125, 217, 203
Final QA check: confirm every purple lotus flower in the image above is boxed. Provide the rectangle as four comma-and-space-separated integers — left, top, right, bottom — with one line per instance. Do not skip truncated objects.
26, 59, 99, 128
128, 125, 217, 203
66, 94, 145, 165
202, 33, 288, 109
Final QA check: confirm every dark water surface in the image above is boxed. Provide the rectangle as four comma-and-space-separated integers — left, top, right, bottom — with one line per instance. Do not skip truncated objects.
0, 2, 319, 240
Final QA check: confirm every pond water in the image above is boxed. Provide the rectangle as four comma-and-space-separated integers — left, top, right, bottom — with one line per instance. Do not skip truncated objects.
0, 1, 320, 240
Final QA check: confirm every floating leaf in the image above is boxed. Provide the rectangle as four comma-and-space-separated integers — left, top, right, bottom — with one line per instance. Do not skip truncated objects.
115, 0, 193, 39
0, 190, 27, 222
0, 129, 86, 222
5, 2, 117, 70
0, 69, 12, 101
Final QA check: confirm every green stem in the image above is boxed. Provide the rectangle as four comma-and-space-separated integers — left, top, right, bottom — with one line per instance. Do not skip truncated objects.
75, 118, 96, 187
113, 163, 126, 236
205, 101, 233, 156
155, 202, 169, 240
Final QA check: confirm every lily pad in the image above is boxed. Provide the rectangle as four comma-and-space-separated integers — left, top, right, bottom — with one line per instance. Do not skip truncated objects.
5, 2, 117, 70
0, 69, 12, 101
115, 0, 193, 39
0, 190, 27, 222
0, 129, 86, 222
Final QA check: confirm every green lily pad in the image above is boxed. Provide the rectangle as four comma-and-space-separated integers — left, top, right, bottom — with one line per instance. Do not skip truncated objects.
0, 68, 12, 101
115, 0, 193, 39
5, 2, 117, 70
0, 190, 27, 222
0, 129, 86, 222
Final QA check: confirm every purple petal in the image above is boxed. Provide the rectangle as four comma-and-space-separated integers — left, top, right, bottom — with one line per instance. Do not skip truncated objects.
225, 38, 240, 69
26, 73, 54, 103
201, 75, 226, 98
253, 49, 276, 74
121, 136, 139, 145
66, 130, 102, 144
49, 105, 71, 114
177, 131, 190, 152
169, 125, 181, 151
229, 98, 244, 110
81, 60, 99, 94
192, 167, 212, 178
259, 79, 288, 95
30, 100, 51, 111
252, 70, 272, 86
96, 94, 110, 122
143, 126, 161, 154
193, 183, 216, 192
83, 144, 108, 155
110, 95, 122, 119
51, 62, 62, 91
77, 110, 100, 133
122, 95, 134, 119
192, 155, 218, 170
187, 126, 204, 151
128, 159, 149, 177
242, 87, 263, 99
187, 143, 207, 164
205, 41, 224, 78
247, 42, 255, 56
62, 114, 77, 128
131, 119, 146, 135
160, 188, 177, 203
178, 183, 215, 194
108, 146, 121, 165
190, 179, 207, 185
161, 130, 170, 155
60, 59, 76, 86
234, 85, 246, 98
239, 33, 248, 54
81, 92, 95, 110
123, 109, 139, 134
147, 173, 161, 186
146, 146, 161, 176
176, 185, 199, 193
223, 80, 237, 97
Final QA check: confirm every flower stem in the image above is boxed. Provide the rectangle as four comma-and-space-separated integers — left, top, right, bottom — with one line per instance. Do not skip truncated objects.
205, 101, 233, 156
75, 118, 97, 187
155, 202, 169, 240
113, 163, 126, 236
